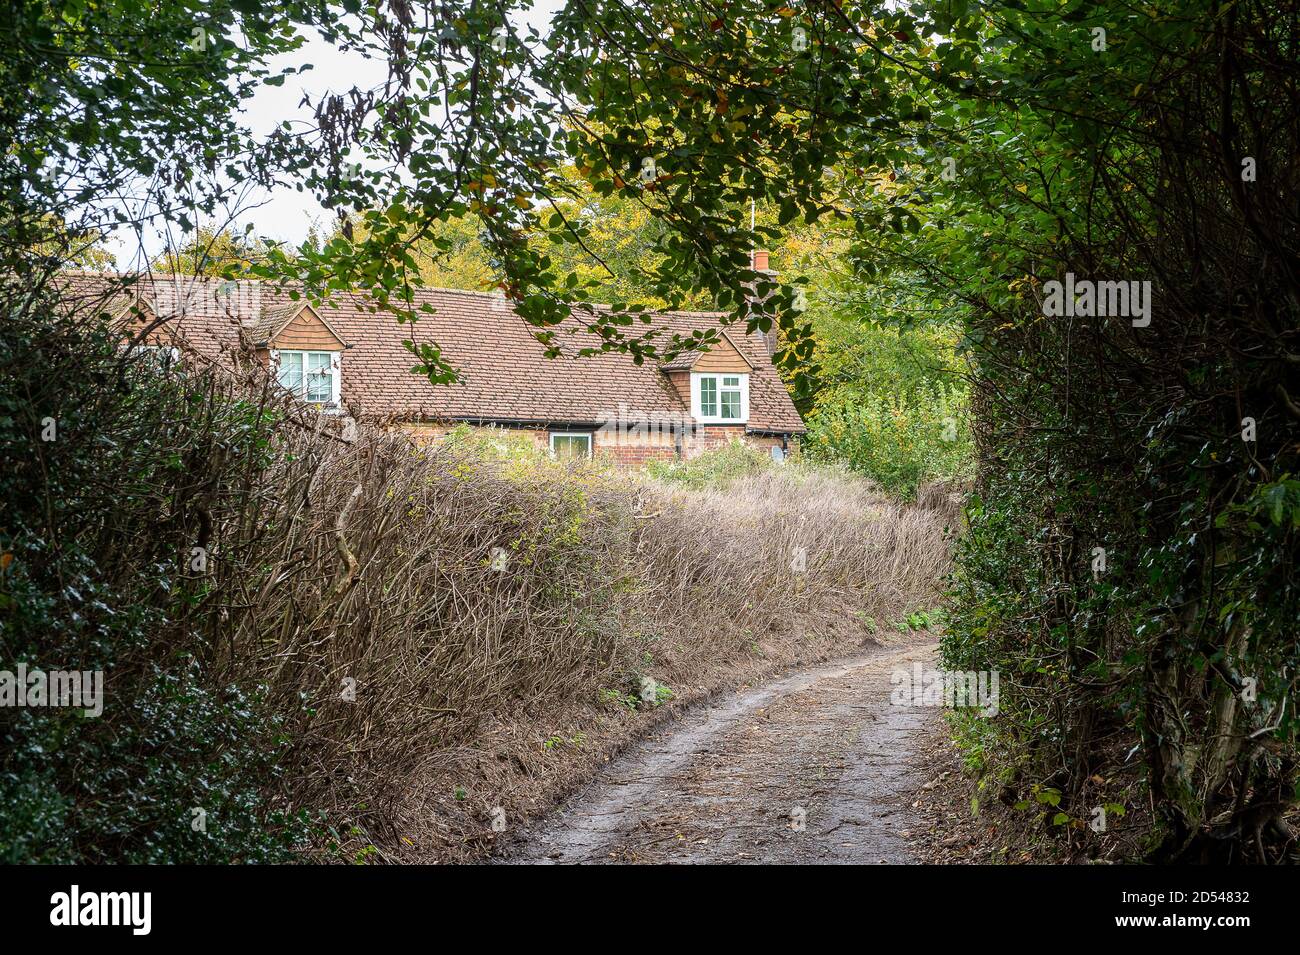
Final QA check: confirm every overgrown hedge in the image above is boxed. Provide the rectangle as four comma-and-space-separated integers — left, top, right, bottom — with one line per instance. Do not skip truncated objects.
0, 292, 305, 861
924, 3, 1300, 862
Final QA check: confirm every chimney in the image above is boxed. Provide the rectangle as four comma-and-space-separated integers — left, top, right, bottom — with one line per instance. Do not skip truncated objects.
747, 250, 778, 357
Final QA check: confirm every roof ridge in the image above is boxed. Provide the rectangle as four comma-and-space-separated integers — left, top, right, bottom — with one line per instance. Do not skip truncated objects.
58, 270, 737, 316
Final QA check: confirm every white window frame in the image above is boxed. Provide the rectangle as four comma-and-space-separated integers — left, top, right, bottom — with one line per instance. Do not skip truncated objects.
271, 349, 342, 410
690, 372, 749, 424
549, 431, 593, 459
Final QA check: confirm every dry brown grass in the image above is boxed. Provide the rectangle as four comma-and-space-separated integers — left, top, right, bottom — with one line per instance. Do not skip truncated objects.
200, 410, 955, 860
350, 446, 956, 861
387, 460, 957, 862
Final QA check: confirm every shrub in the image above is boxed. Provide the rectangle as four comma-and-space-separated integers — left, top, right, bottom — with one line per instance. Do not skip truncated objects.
643, 438, 772, 488
0, 292, 309, 862
803, 383, 972, 499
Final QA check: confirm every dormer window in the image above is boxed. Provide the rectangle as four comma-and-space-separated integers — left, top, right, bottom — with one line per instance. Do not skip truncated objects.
273, 349, 341, 408
253, 302, 348, 411
692, 372, 749, 423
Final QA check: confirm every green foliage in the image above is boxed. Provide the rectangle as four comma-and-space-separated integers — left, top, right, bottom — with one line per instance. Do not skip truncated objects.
804, 383, 971, 499
601, 679, 672, 712
759, 222, 976, 498
644, 439, 772, 489
904, 608, 945, 632
917, 4, 1300, 862
332, 213, 496, 293
0, 302, 310, 863
438, 423, 550, 467
152, 226, 268, 277
543, 732, 586, 750
598, 688, 640, 713
946, 711, 1001, 777
1, 0, 314, 271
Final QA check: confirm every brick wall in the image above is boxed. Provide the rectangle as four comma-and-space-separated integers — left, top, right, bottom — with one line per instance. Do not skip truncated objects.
682, 426, 784, 458
684, 425, 746, 456
593, 423, 678, 466
596, 444, 679, 466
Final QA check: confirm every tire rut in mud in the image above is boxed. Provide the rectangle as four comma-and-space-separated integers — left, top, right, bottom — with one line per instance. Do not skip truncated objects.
498, 637, 940, 865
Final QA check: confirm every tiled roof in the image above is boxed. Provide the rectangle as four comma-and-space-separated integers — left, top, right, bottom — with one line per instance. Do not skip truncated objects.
57, 272, 805, 434
247, 301, 300, 346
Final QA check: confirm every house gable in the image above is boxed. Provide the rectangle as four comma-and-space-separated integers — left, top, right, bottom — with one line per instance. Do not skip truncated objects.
271, 305, 345, 351
249, 302, 346, 352
690, 331, 753, 373
660, 329, 755, 410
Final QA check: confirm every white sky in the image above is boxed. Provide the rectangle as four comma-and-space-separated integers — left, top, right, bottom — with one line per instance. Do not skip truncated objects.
112, 2, 563, 269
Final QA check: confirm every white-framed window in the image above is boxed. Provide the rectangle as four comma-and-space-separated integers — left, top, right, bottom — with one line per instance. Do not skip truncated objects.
549, 431, 593, 459
691, 372, 749, 423
272, 349, 341, 408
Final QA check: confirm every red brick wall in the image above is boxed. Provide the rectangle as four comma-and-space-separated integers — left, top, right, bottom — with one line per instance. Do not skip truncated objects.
596, 444, 678, 466
684, 425, 746, 456
593, 421, 675, 466
682, 426, 783, 457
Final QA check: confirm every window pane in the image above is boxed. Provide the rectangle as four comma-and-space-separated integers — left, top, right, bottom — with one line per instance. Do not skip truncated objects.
306, 368, 332, 402
552, 435, 591, 459
699, 377, 717, 417
719, 374, 743, 419
305, 353, 332, 402
278, 352, 303, 395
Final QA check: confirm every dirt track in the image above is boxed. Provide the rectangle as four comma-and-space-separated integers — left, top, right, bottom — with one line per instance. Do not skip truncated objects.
498, 636, 939, 864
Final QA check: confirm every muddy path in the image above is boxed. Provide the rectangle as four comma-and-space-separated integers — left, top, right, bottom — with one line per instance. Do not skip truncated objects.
497, 635, 940, 864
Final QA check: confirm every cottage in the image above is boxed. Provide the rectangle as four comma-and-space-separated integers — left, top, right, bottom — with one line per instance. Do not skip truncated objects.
64, 269, 805, 464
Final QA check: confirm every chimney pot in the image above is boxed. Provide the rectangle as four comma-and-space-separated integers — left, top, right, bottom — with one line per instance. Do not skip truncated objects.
752, 249, 770, 272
